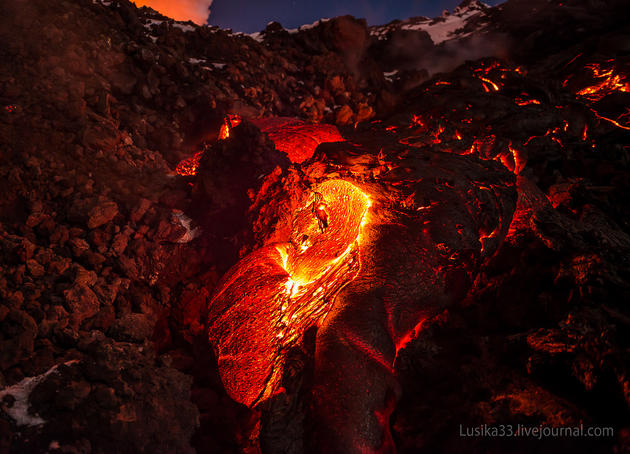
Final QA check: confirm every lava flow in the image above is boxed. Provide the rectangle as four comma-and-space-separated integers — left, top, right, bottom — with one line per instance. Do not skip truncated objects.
574, 61, 630, 102
207, 179, 370, 406
471, 60, 522, 92
175, 115, 343, 176
252, 117, 344, 163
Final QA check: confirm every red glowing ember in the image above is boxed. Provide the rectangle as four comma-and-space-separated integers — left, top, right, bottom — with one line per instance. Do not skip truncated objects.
175, 150, 204, 177
409, 114, 424, 128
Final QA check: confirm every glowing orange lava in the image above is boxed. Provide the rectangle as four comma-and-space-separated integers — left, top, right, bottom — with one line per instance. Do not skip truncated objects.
252, 117, 344, 163
589, 107, 630, 131
471, 60, 521, 92
514, 97, 541, 106
576, 62, 629, 102
174, 150, 204, 177
218, 114, 242, 140
410, 114, 424, 128
207, 180, 371, 406
479, 77, 500, 92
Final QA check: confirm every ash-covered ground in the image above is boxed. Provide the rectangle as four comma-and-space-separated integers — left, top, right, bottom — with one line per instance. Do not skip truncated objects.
0, 0, 629, 453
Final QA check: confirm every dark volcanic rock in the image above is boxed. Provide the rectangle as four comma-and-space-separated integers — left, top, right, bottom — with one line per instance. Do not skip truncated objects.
192, 120, 290, 263
0, 0, 629, 452
17, 338, 199, 454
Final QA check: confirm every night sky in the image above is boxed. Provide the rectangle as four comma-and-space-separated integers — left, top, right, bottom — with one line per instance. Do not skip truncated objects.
209, 0, 500, 33
135, 1, 501, 33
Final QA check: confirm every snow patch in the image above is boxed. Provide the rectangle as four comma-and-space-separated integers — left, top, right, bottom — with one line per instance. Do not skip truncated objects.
172, 211, 201, 243
248, 32, 264, 43
384, 70, 399, 82
287, 18, 330, 34
370, 1, 489, 45
144, 18, 163, 27
173, 22, 195, 33
0, 361, 79, 427
300, 18, 330, 31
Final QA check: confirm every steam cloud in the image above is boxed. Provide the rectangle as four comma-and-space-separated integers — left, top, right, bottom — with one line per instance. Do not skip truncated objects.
425, 32, 512, 75
133, 0, 213, 24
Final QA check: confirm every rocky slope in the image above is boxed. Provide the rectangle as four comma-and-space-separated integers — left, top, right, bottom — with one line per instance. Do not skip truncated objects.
0, 0, 629, 453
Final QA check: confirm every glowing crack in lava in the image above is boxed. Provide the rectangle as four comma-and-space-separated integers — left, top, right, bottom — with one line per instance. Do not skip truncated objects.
207, 179, 370, 406
175, 114, 242, 176
470, 60, 522, 92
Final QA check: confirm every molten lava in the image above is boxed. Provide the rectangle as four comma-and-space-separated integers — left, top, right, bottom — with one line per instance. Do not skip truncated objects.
575, 61, 629, 102
589, 107, 630, 131
175, 115, 342, 176
174, 150, 204, 177
514, 96, 541, 106
252, 117, 344, 163
207, 180, 370, 406
218, 114, 242, 140
471, 60, 516, 92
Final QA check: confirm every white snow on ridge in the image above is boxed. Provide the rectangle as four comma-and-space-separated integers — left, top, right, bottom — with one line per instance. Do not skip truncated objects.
249, 32, 264, 42
173, 22, 196, 33
287, 18, 331, 34
143, 18, 195, 33
404, 15, 470, 44
144, 18, 164, 27
370, 0, 490, 45
300, 18, 330, 31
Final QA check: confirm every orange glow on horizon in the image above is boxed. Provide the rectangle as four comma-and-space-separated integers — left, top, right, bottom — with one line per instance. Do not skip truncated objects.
133, 0, 212, 25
